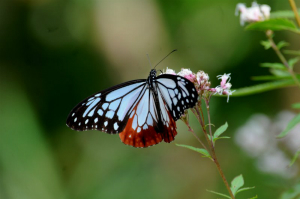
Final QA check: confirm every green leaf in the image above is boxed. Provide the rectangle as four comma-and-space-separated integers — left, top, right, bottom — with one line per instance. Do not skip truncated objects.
283, 50, 300, 56
231, 174, 244, 196
236, 187, 255, 195
269, 68, 290, 77
249, 196, 258, 199
277, 41, 289, 50
289, 149, 300, 167
260, 40, 271, 49
271, 9, 300, 18
214, 136, 231, 142
292, 103, 300, 109
277, 113, 300, 138
251, 75, 292, 81
206, 190, 231, 199
176, 144, 212, 160
214, 122, 228, 139
231, 79, 299, 97
260, 62, 286, 70
288, 57, 299, 69
245, 18, 300, 33
280, 183, 300, 199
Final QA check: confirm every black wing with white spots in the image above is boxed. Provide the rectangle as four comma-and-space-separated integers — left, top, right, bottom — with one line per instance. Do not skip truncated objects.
66, 79, 147, 134
156, 74, 198, 120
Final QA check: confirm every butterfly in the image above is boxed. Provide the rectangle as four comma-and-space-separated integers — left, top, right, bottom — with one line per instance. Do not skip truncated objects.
66, 69, 198, 148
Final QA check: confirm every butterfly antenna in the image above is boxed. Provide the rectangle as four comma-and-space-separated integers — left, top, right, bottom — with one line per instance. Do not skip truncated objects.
147, 54, 152, 68
154, 49, 177, 69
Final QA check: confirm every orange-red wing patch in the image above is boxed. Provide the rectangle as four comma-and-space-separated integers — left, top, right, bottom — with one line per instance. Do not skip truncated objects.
119, 116, 163, 148
119, 104, 177, 148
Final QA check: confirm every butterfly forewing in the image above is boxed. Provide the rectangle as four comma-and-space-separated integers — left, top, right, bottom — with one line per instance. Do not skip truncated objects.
156, 74, 198, 120
66, 80, 147, 134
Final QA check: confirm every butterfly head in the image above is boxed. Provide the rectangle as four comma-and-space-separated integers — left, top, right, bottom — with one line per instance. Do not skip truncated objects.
150, 69, 157, 78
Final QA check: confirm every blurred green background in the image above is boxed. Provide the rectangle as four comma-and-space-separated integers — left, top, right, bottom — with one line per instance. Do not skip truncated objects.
1, 0, 299, 198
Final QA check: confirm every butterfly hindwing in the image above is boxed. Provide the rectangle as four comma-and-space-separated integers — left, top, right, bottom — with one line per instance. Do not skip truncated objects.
119, 88, 177, 147
66, 79, 147, 134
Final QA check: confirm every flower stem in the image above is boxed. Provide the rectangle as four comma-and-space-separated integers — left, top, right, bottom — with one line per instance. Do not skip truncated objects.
204, 100, 235, 199
266, 30, 300, 89
288, 0, 300, 27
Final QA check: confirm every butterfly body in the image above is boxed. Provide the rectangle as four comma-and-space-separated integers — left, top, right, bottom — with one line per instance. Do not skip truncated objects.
67, 69, 198, 148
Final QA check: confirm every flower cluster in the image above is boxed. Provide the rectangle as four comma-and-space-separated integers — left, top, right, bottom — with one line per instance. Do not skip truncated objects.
162, 68, 234, 102
235, 2, 271, 26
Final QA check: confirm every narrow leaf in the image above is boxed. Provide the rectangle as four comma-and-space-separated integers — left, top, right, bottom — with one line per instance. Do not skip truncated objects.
260, 62, 286, 70
236, 187, 255, 195
260, 40, 271, 49
176, 144, 212, 159
213, 136, 231, 142
283, 50, 300, 56
231, 79, 299, 97
214, 122, 228, 139
245, 18, 300, 33
251, 75, 292, 81
289, 149, 300, 167
288, 57, 299, 69
231, 174, 244, 196
269, 68, 290, 77
271, 9, 300, 18
277, 113, 300, 138
292, 103, 300, 109
206, 190, 231, 199
277, 41, 289, 50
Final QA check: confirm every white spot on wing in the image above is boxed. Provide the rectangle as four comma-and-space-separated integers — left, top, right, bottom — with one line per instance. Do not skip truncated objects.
94, 118, 98, 123
137, 127, 141, 133
97, 109, 103, 116
114, 122, 119, 130
104, 121, 108, 126
85, 119, 89, 124
95, 93, 101, 97
74, 117, 77, 122
72, 113, 75, 117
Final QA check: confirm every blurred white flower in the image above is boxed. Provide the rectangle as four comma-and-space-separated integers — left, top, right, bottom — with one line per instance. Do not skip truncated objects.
235, 111, 300, 178
235, 2, 271, 26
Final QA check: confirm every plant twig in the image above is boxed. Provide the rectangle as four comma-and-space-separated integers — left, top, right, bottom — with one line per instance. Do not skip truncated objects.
195, 101, 235, 199
266, 30, 300, 89
289, 0, 300, 27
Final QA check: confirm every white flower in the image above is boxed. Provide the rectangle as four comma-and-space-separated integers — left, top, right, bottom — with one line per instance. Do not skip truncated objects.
214, 73, 235, 102
235, 2, 271, 26
163, 67, 176, 75
177, 68, 193, 77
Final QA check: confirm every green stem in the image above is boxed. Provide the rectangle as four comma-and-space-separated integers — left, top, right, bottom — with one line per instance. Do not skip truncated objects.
195, 100, 235, 199
289, 0, 300, 27
266, 30, 300, 89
